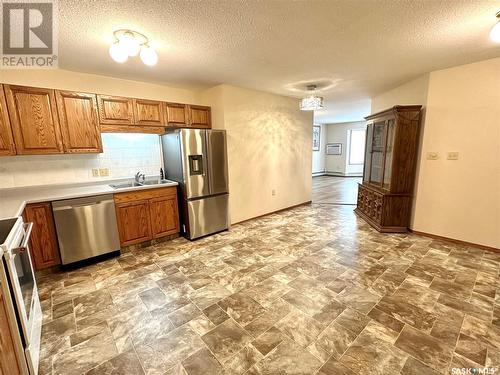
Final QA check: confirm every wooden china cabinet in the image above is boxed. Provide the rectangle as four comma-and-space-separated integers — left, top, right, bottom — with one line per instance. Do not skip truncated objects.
355, 105, 422, 232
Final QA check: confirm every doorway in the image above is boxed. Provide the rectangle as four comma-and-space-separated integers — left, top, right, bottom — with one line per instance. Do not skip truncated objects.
311, 125, 366, 205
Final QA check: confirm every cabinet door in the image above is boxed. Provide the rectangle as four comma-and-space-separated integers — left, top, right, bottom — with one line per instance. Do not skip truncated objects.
369, 121, 386, 186
4, 85, 63, 155
382, 119, 395, 190
189, 105, 211, 128
115, 200, 152, 246
24, 202, 61, 270
362, 124, 373, 183
164, 102, 188, 126
0, 289, 21, 375
0, 86, 15, 156
56, 90, 102, 153
133, 99, 164, 126
97, 95, 134, 125
149, 195, 179, 238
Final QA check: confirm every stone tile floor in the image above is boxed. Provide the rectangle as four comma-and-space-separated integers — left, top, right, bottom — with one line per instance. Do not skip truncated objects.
37, 204, 500, 374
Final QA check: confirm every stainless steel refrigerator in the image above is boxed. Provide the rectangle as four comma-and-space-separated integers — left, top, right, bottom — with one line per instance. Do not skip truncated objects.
161, 129, 229, 240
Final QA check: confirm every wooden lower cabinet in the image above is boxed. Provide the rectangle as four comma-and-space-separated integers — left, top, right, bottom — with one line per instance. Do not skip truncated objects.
355, 184, 411, 233
149, 195, 179, 238
0, 289, 21, 375
115, 200, 152, 246
114, 186, 179, 246
23, 202, 61, 270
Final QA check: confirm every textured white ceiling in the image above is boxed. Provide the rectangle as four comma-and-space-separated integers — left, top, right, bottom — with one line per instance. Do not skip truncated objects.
58, 0, 500, 123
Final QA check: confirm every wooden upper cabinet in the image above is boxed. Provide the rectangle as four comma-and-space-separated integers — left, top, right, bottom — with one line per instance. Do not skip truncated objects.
164, 102, 188, 126
97, 95, 135, 125
0, 85, 15, 156
133, 99, 164, 126
0, 289, 21, 375
23, 202, 61, 270
189, 105, 211, 128
4, 85, 64, 155
56, 90, 102, 153
149, 195, 179, 238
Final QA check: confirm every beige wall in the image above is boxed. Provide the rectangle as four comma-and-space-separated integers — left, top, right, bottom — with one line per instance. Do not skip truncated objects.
202, 85, 313, 224
0, 69, 200, 103
324, 121, 366, 176
413, 58, 500, 248
372, 58, 500, 248
312, 124, 326, 175
371, 74, 430, 113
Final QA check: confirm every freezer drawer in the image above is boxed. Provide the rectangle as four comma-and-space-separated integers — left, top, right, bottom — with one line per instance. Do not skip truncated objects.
186, 194, 229, 239
52, 195, 120, 265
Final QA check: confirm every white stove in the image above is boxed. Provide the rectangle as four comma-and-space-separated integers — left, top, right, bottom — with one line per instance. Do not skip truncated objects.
0, 216, 42, 375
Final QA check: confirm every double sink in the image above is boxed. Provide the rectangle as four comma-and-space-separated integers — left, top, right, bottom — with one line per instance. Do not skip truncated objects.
109, 179, 173, 190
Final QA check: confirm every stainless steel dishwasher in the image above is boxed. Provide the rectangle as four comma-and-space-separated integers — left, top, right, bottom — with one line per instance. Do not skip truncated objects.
52, 194, 120, 265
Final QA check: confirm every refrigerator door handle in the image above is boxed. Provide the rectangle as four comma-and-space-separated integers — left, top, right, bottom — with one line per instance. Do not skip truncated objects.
205, 131, 213, 194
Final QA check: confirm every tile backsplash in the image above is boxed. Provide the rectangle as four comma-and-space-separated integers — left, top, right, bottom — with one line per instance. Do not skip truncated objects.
0, 133, 162, 189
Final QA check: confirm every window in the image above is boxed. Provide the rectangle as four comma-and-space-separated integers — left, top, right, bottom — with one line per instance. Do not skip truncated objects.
348, 129, 366, 165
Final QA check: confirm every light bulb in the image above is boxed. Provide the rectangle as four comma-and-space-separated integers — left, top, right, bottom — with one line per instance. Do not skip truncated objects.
109, 42, 128, 63
140, 46, 158, 66
119, 31, 141, 56
490, 21, 500, 43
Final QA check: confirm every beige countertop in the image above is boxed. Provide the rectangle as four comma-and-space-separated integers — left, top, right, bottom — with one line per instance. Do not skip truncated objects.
0, 178, 178, 220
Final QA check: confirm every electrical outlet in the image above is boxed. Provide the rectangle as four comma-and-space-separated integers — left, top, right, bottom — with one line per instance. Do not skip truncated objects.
426, 152, 439, 160
447, 152, 459, 160
91, 168, 99, 177
99, 168, 109, 177
272, 189, 276, 196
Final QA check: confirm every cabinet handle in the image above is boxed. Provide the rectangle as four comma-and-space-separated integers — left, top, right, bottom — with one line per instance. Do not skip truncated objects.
12, 222, 33, 255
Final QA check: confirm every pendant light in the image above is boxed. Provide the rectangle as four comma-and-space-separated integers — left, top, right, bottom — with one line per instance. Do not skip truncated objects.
109, 29, 158, 66
300, 85, 324, 111
490, 12, 500, 43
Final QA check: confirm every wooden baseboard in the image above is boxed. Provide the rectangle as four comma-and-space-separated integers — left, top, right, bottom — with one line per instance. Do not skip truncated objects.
232, 201, 312, 225
408, 229, 500, 253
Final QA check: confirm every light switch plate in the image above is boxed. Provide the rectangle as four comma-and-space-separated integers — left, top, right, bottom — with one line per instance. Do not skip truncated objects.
99, 168, 109, 177
447, 152, 459, 160
426, 152, 439, 160
91, 168, 99, 177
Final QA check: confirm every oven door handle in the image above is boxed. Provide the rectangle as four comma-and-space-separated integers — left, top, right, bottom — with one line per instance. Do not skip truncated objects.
12, 222, 33, 255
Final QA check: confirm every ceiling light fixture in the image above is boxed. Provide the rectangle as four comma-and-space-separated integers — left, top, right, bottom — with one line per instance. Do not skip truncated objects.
490, 11, 500, 43
109, 29, 158, 66
300, 85, 324, 111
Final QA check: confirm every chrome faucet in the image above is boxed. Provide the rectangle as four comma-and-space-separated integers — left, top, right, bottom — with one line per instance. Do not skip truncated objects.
134, 171, 146, 184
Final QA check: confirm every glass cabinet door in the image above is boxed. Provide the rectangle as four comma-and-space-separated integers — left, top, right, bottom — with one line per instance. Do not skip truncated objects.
383, 119, 395, 190
369, 121, 386, 185
363, 124, 373, 183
